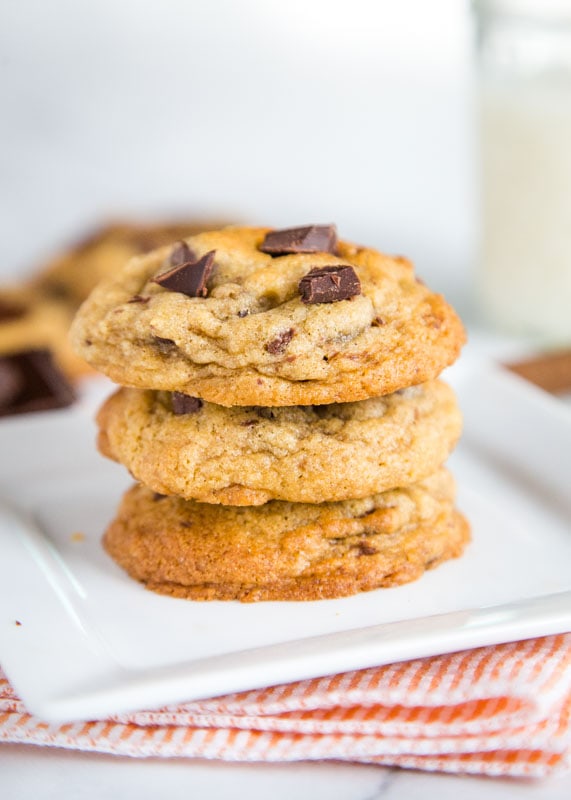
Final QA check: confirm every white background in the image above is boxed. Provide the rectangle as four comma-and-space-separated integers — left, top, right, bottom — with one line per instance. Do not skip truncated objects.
0, 0, 476, 308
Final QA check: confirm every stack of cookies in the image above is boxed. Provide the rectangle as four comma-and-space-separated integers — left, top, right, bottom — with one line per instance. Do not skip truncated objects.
71, 225, 469, 601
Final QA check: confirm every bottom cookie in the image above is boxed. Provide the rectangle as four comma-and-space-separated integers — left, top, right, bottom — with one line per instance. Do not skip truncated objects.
103, 470, 470, 602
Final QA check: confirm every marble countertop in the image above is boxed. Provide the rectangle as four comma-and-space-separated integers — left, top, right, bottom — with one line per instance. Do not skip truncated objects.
2, 745, 571, 799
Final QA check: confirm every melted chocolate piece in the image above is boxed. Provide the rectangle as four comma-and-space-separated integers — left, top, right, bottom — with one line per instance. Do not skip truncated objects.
154, 336, 177, 354
298, 265, 361, 304
0, 350, 76, 418
171, 392, 203, 415
259, 225, 337, 256
152, 250, 215, 297
265, 328, 294, 355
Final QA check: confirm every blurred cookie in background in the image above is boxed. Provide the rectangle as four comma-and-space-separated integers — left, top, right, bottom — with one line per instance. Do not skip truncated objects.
32, 219, 230, 311
0, 285, 93, 381
0, 218, 230, 391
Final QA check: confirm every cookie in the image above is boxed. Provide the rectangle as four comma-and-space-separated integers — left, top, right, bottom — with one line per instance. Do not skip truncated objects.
0, 285, 93, 381
70, 225, 466, 406
33, 220, 227, 310
96, 380, 462, 505
103, 470, 470, 602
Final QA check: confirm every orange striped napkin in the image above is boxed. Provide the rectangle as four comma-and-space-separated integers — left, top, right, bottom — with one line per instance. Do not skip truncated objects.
1, 634, 570, 778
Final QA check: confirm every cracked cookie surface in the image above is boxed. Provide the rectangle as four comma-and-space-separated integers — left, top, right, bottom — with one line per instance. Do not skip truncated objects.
71, 226, 466, 406
97, 380, 462, 505
103, 470, 470, 602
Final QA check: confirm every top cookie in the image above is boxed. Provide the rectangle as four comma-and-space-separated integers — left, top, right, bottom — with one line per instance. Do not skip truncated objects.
71, 225, 466, 406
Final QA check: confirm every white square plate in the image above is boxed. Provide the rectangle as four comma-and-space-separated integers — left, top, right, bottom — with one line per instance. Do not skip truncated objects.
1, 361, 570, 722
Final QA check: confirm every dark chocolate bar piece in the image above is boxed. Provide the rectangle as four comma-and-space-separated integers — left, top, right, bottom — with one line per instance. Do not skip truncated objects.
0, 350, 76, 418
152, 251, 215, 298
171, 392, 203, 415
298, 265, 361, 304
259, 225, 337, 256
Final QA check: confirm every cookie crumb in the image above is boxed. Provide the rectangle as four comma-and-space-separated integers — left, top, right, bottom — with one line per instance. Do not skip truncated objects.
71, 531, 85, 542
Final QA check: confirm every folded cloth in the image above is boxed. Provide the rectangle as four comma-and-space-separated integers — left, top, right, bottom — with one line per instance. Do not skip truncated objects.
1, 634, 570, 778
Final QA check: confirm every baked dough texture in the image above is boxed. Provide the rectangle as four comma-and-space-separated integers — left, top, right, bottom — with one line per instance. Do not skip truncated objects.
71, 227, 466, 406
96, 380, 462, 505
103, 470, 470, 602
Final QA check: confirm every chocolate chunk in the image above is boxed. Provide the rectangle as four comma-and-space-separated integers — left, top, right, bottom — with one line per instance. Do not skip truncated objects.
152, 250, 215, 298
168, 240, 196, 267
357, 542, 378, 556
171, 392, 203, 415
0, 350, 76, 418
259, 225, 337, 256
298, 265, 361, 304
0, 298, 27, 323
0, 361, 23, 407
152, 492, 167, 501
154, 336, 176, 354
265, 328, 294, 355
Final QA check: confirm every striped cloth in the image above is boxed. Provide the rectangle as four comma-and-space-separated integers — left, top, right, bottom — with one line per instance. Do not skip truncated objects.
1, 634, 570, 777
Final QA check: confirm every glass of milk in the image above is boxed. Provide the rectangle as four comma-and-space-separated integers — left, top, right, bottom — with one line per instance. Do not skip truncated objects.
474, 0, 571, 342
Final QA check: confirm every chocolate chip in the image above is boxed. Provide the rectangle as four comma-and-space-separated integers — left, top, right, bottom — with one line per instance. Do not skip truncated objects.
128, 295, 151, 304
0, 350, 76, 418
152, 492, 167, 501
171, 392, 203, 415
254, 407, 275, 420
152, 250, 215, 298
168, 240, 196, 267
357, 542, 378, 556
372, 316, 386, 327
265, 328, 294, 355
259, 225, 337, 256
0, 298, 27, 323
298, 265, 361, 305
241, 418, 259, 427
237, 309, 249, 318
154, 336, 176, 354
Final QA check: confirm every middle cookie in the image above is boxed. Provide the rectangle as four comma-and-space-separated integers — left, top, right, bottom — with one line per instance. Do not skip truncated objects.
97, 379, 461, 505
